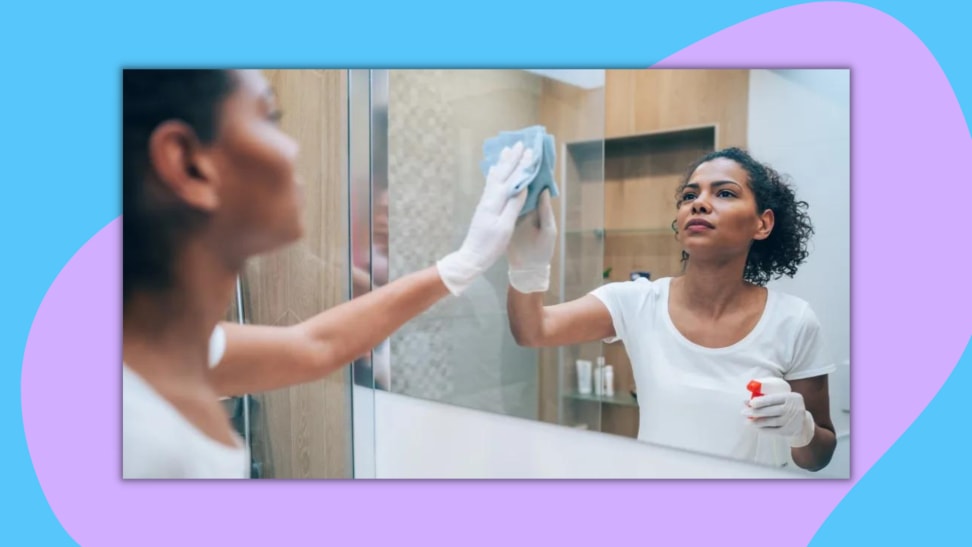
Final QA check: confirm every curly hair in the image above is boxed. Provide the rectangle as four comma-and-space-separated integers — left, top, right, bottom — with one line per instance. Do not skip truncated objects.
674, 147, 814, 286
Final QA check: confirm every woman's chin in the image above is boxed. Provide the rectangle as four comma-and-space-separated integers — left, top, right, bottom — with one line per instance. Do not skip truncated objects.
286, 223, 305, 245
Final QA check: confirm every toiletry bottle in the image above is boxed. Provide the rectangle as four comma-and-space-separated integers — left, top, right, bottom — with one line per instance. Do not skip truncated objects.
576, 360, 593, 395
603, 365, 614, 397
594, 357, 605, 396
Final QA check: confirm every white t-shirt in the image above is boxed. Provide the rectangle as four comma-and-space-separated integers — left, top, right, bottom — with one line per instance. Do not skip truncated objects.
590, 277, 835, 467
123, 325, 249, 479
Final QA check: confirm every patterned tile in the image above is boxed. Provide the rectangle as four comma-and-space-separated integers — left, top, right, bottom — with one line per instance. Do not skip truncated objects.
385, 70, 544, 411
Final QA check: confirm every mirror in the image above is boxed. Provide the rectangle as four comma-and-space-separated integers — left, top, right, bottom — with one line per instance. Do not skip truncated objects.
356, 69, 849, 477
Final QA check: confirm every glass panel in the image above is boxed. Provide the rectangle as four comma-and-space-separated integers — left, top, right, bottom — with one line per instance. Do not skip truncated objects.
348, 69, 378, 478
383, 69, 609, 433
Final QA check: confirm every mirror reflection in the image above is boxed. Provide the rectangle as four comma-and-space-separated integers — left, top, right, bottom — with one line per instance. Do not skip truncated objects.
362, 69, 849, 476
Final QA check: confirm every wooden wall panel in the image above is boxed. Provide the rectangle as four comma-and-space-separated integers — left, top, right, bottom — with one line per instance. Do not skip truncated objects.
606, 69, 749, 148
240, 69, 352, 479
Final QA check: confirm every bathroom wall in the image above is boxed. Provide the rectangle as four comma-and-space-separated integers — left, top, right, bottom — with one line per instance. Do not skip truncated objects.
386, 70, 542, 419
238, 69, 353, 479
747, 69, 851, 409
604, 69, 750, 145
524, 69, 605, 90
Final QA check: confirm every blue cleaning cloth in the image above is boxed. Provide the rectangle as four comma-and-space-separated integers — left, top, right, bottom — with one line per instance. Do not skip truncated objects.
480, 125, 560, 217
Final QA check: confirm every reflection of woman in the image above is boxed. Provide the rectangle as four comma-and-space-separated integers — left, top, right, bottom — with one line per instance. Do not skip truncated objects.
507, 148, 837, 471
351, 186, 390, 389
351, 186, 389, 294
122, 69, 532, 478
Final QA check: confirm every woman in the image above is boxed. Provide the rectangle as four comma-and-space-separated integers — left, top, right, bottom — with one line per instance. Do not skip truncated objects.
506, 148, 837, 471
122, 69, 533, 478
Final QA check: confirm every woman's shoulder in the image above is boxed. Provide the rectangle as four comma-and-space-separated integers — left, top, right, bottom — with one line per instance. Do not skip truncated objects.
592, 276, 670, 297
588, 277, 670, 319
765, 287, 820, 330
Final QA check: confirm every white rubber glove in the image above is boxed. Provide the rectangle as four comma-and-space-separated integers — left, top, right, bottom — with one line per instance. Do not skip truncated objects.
507, 189, 557, 293
742, 392, 816, 448
436, 142, 532, 296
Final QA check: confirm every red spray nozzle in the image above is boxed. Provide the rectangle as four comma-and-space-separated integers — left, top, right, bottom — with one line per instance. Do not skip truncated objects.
747, 378, 790, 400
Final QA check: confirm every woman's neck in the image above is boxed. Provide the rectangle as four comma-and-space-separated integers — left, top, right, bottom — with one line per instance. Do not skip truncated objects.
123, 241, 240, 384
673, 256, 755, 319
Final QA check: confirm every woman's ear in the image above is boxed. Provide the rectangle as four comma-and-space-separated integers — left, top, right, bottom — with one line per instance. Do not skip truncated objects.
147, 120, 221, 212
753, 209, 775, 241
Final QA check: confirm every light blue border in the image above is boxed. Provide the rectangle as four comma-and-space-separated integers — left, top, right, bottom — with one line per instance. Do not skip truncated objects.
1, 0, 969, 544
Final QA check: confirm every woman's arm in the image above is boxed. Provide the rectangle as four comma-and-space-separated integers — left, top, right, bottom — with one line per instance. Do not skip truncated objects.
788, 375, 837, 471
504, 190, 615, 347
207, 141, 534, 397
507, 291, 615, 348
208, 266, 447, 396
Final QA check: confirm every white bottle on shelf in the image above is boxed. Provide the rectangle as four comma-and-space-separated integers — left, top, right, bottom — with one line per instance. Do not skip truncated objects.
593, 357, 606, 396
576, 359, 593, 395
603, 365, 614, 397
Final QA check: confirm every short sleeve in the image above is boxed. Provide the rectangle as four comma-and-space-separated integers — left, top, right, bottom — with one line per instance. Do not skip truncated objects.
208, 324, 227, 369
783, 305, 837, 381
588, 278, 652, 343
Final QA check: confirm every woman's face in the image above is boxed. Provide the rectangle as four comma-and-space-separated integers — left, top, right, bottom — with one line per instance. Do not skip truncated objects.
207, 69, 303, 258
674, 157, 773, 261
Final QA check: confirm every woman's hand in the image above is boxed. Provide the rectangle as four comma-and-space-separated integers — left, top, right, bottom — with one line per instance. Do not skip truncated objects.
505, 188, 614, 348
436, 141, 532, 295
507, 189, 557, 293
743, 392, 816, 447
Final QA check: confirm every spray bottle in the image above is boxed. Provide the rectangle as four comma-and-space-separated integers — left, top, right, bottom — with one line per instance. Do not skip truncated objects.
746, 377, 791, 466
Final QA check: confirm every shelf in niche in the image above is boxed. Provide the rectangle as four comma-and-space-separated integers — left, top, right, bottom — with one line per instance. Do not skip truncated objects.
566, 125, 718, 164
563, 391, 639, 408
